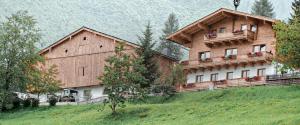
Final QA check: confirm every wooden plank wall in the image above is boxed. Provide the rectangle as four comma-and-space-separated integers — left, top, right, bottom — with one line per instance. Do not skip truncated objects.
42, 30, 174, 88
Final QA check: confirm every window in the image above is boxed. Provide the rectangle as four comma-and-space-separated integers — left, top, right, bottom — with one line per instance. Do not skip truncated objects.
65, 49, 68, 53
219, 27, 226, 33
196, 75, 204, 83
241, 70, 250, 78
226, 72, 234, 80
211, 73, 218, 81
225, 48, 238, 56
79, 67, 85, 76
199, 51, 211, 60
241, 24, 247, 31
82, 67, 85, 76
83, 37, 87, 40
253, 44, 266, 52
251, 24, 257, 32
257, 68, 266, 76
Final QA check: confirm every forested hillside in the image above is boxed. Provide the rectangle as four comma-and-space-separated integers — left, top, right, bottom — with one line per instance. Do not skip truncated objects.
0, 0, 293, 48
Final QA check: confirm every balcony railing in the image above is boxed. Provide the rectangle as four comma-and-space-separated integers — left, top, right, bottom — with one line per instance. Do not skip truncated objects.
181, 52, 273, 70
204, 30, 256, 48
266, 73, 300, 84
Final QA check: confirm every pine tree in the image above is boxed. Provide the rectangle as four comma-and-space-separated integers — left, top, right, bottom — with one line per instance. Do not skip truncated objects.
251, 0, 275, 18
290, 0, 300, 23
158, 13, 182, 60
136, 22, 160, 88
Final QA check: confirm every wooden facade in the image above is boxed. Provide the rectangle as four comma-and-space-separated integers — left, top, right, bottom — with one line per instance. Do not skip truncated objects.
40, 27, 176, 89
167, 8, 277, 91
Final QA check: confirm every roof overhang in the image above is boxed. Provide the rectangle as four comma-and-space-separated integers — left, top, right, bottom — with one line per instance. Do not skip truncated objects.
167, 8, 277, 46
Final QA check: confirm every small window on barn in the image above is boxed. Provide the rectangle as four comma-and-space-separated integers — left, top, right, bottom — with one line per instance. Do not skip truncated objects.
79, 67, 85, 76
83, 37, 87, 40
82, 67, 85, 76
219, 27, 226, 33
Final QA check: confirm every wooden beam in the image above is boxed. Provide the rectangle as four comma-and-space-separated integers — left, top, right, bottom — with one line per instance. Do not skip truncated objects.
180, 33, 192, 42
197, 23, 208, 31
221, 12, 233, 18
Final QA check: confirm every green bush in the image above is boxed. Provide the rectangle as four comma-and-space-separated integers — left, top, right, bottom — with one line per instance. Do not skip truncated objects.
151, 84, 176, 97
49, 96, 57, 106
23, 98, 31, 108
31, 98, 39, 108
12, 96, 22, 109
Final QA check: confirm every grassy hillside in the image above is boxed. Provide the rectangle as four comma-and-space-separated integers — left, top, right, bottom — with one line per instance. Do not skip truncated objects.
1, 85, 300, 125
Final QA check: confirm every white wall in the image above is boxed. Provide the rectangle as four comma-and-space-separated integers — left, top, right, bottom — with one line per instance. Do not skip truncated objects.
187, 64, 276, 84
76, 86, 105, 102
36, 85, 105, 102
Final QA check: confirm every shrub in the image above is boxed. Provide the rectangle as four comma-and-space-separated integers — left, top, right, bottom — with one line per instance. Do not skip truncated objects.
12, 97, 22, 109
23, 98, 31, 108
49, 96, 57, 106
31, 98, 39, 107
151, 84, 176, 98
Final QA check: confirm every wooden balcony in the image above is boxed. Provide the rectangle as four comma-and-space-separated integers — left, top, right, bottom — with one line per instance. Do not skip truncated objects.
181, 52, 273, 71
266, 73, 300, 84
204, 30, 256, 48
178, 77, 267, 92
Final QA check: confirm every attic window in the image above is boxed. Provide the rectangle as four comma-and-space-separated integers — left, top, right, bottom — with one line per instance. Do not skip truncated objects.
83, 37, 87, 40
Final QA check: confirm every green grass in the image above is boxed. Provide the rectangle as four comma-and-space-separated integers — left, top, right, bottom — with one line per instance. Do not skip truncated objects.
2, 85, 300, 125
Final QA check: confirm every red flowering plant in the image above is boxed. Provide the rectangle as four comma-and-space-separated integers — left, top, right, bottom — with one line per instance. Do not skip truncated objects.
255, 52, 263, 57
253, 76, 261, 81
181, 61, 189, 65
244, 77, 251, 82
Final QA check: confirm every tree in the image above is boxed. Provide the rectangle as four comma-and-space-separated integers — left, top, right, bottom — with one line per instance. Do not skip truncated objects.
273, 20, 300, 69
165, 64, 186, 87
0, 11, 43, 111
100, 43, 147, 114
290, 0, 300, 23
251, 0, 275, 18
157, 13, 182, 60
153, 64, 186, 97
27, 65, 61, 98
136, 22, 160, 88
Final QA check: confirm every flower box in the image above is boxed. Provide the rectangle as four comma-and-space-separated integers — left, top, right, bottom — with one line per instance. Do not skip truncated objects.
248, 52, 263, 57
181, 61, 189, 65
183, 84, 196, 88
245, 77, 251, 82
223, 55, 237, 60
232, 30, 244, 35
247, 52, 254, 57
253, 76, 261, 81
206, 32, 217, 39
255, 52, 263, 57
199, 58, 213, 63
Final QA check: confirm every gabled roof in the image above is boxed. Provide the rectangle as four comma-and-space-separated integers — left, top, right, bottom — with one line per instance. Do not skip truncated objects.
167, 8, 277, 44
38, 26, 139, 55
39, 26, 179, 61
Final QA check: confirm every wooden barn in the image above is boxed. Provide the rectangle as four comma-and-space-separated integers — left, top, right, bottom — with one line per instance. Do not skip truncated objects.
39, 27, 177, 102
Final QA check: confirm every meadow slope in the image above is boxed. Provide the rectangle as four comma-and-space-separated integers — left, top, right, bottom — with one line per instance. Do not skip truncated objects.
1, 85, 300, 125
